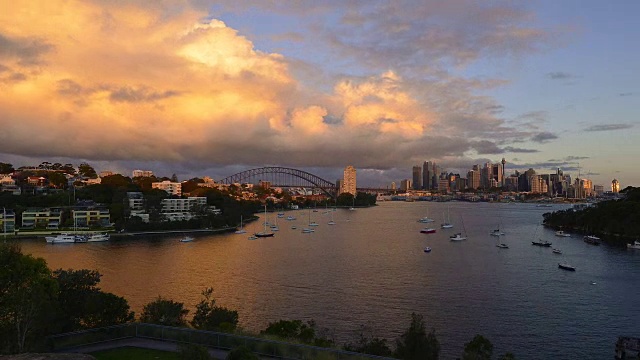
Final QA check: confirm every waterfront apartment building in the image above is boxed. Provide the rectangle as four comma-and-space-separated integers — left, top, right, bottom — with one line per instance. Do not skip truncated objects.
400, 179, 412, 191
21, 208, 63, 229
73, 207, 111, 228
341, 166, 357, 195
161, 197, 220, 221
412, 166, 422, 190
1, 209, 15, 234
132, 170, 154, 178
152, 180, 182, 196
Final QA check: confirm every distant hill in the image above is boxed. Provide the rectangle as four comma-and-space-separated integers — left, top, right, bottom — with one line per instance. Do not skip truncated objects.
543, 187, 640, 245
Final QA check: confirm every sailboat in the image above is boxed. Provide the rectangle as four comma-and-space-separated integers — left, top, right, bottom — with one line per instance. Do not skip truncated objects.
441, 206, 453, 229
349, 196, 356, 211
235, 215, 247, 234
328, 205, 336, 225
450, 215, 468, 241
254, 205, 275, 238
308, 207, 319, 227
418, 203, 434, 223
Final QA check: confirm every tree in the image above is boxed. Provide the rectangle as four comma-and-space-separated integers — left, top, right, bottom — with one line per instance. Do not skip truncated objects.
140, 297, 189, 327
47, 172, 68, 189
191, 288, 238, 332
462, 334, 493, 360
344, 324, 392, 356
0, 244, 57, 353
395, 313, 440, 360
101, 174, 132, 188
78, 162, 97, 178
52, 269, 134, 332
0, 162, 14, 174
171, 173, 179, 182
226, 345, 258, 360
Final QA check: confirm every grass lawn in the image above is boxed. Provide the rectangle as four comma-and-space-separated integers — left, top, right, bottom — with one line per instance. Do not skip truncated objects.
90, 346, 181, 360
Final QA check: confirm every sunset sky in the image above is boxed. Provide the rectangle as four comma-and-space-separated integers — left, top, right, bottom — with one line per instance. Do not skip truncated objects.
1, 1, 638, 187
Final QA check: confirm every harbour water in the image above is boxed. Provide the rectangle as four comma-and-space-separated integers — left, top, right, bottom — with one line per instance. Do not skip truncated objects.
19, 202, 640, 359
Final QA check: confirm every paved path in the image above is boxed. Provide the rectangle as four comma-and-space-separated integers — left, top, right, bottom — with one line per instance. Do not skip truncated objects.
64, 338, 231, 360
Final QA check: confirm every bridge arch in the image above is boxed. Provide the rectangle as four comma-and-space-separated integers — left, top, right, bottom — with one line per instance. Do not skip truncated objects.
217, 167, 337, 197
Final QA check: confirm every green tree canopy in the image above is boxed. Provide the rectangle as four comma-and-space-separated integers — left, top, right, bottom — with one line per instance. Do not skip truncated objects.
47, 172, 68, 189
344, 324, 393, 356
191, 288, 238, 332
140, 296, 189, 327
395, 313, 440, 360
462, 334, 493, 360
78, 162, 97, 178
0, 162, 14, 174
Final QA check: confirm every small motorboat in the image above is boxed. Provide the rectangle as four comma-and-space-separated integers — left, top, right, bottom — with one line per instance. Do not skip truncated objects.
180, 236, 194, 242
496, 243, 509, 249
532, 240, 552, 247
423, 247, 432, 253
247, 235, 258, 240
441, 223, 453, 229
418, 217, 435, 223
555, 230, 570, 237
552, 248, 562, 254
450, 233, 467, 241
627, 240, 640, 250
490, 229, 505, 236
558, 263, 576, 271
420, 228, 436, 234
583, 235, 601, 245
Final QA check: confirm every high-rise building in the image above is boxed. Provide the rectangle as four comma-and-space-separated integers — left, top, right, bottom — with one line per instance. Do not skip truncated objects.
529, 175, 548, 194
152, 180, 182, 196
467, 170, 480, 190
612, 179, 620, 193
412, 165, 422, 190
431, 163, 440, 189
341, 166, 357, 195
423, 161, 432, 190
400, 179, 412, 191
491, 163, 503, 188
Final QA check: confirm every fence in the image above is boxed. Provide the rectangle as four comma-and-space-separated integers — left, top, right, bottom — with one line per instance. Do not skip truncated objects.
47, 323, 394, 360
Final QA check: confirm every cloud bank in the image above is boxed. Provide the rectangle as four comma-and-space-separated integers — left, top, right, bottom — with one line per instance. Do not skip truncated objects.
0, 1, 555, 175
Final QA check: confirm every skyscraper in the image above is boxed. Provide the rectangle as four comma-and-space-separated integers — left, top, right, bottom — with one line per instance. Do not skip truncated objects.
423, 161, 431, 190
341, 165, 357, 195
412, 165, 422, 190
612, 179, 620, 193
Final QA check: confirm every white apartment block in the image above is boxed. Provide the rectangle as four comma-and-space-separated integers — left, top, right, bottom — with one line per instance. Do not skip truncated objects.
341, 165, 357, 195
161, 197, 207, 213
152, 181, 182, 196
132, 170, 154, 178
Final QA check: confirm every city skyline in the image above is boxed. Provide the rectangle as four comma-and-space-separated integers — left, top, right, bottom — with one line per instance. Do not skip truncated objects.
1, 1, 638, 188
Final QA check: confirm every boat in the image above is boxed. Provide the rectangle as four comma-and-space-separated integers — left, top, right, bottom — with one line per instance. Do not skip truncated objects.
490, 228, 505, 236
301, 228, 314, 233
537, 204, 552, 208
552, 248, 563, 254
450, 233, 467, 241
86, 233, 110, 242
45, 233, 79, 244
420, 228, 436, 234
418, 204, 434, 223
583, 235, 600, 245
248, 235, 258, 240
627, 240, 640, 250
307, 208, 319, 227
270, 216, 279, 231
423, 247, 432, 253
349, 197, 356, 211
180, 236, 194, 242
291, 225, 297, 230
558, 263, 576, 271
440, 207, 453, 229
555, 230, 570, 237
496, 243, 509, 249
286, 215, 296, 221
327, 204, 336, 225
277, 212, 285, 218
235, 215, 247, 234
532, 240, 552, 247
255, 205, 275, 238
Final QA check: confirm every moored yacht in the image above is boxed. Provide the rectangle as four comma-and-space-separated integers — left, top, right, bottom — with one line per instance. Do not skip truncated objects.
420, 228, 436, 234
532, 240, 552, 247
558, 263, 576, 271
583, 235, 601, 246
450, 233, 467, 241
627, 240, 640, 250
86, 233, 110, 242
45, 234, 79, 244
552, 248, 563, 254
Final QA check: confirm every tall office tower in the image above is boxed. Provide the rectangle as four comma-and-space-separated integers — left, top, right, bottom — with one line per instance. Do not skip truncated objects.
480, 163, 491, 189
341, 166, 357, 195
492, 162, 503, 187
336, 179, 344, 195
423, 161, 431, 190
412, 165, 422, 190
467, 170, 480, 189
612, 179, 620, 193
400, 179, 412, 191
391, 182, 397, 190
519, 168, 536, 192
432, 163, 440, 189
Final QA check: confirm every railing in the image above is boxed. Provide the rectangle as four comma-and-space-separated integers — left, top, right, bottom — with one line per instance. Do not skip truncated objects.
48, 323, 395, 360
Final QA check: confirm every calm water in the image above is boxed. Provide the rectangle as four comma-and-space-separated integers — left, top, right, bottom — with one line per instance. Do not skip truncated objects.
20, 202, 640, 359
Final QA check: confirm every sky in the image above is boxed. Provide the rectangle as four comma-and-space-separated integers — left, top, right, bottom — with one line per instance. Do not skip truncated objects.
0, 1, 638, 187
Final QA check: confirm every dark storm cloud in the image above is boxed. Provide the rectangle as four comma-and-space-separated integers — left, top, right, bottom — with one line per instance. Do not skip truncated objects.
584, 123, 634, 132
0, 33, 54, 66
109, 86, 182, 103
530, 131, 558, 143
503, 146, 538, 153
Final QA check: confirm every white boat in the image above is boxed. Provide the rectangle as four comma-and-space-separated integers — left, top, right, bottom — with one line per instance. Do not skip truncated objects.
558, 263, 576, 271
45, 234, 78, 244
450, 233, 467, 241
555, 230, 570, 237
423, 247, 432, 253
180, 236, 194, 242
235, 215, 247, 234
627, 240, 640, 250
418, 217, 435, 223
349, 197, 356, 211
291, 225, 297, 230
277, 212, 285, 218
86, 233, 110, 242
248, 235, 258, 240
552, 248, 563, 254
301, 228, 314, 233
441, 206, 453, 229
328, 207, 336, 225
496, 243, 509, 249
286, 216, 296, 221
490, 228, 504, 236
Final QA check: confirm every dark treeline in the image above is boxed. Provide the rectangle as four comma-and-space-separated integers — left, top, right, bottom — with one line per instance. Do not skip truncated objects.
1, 244, 515, 360
543, 186, 640, 245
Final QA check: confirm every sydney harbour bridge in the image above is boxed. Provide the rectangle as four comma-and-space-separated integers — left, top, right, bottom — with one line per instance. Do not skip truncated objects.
216, 166, 391, 197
